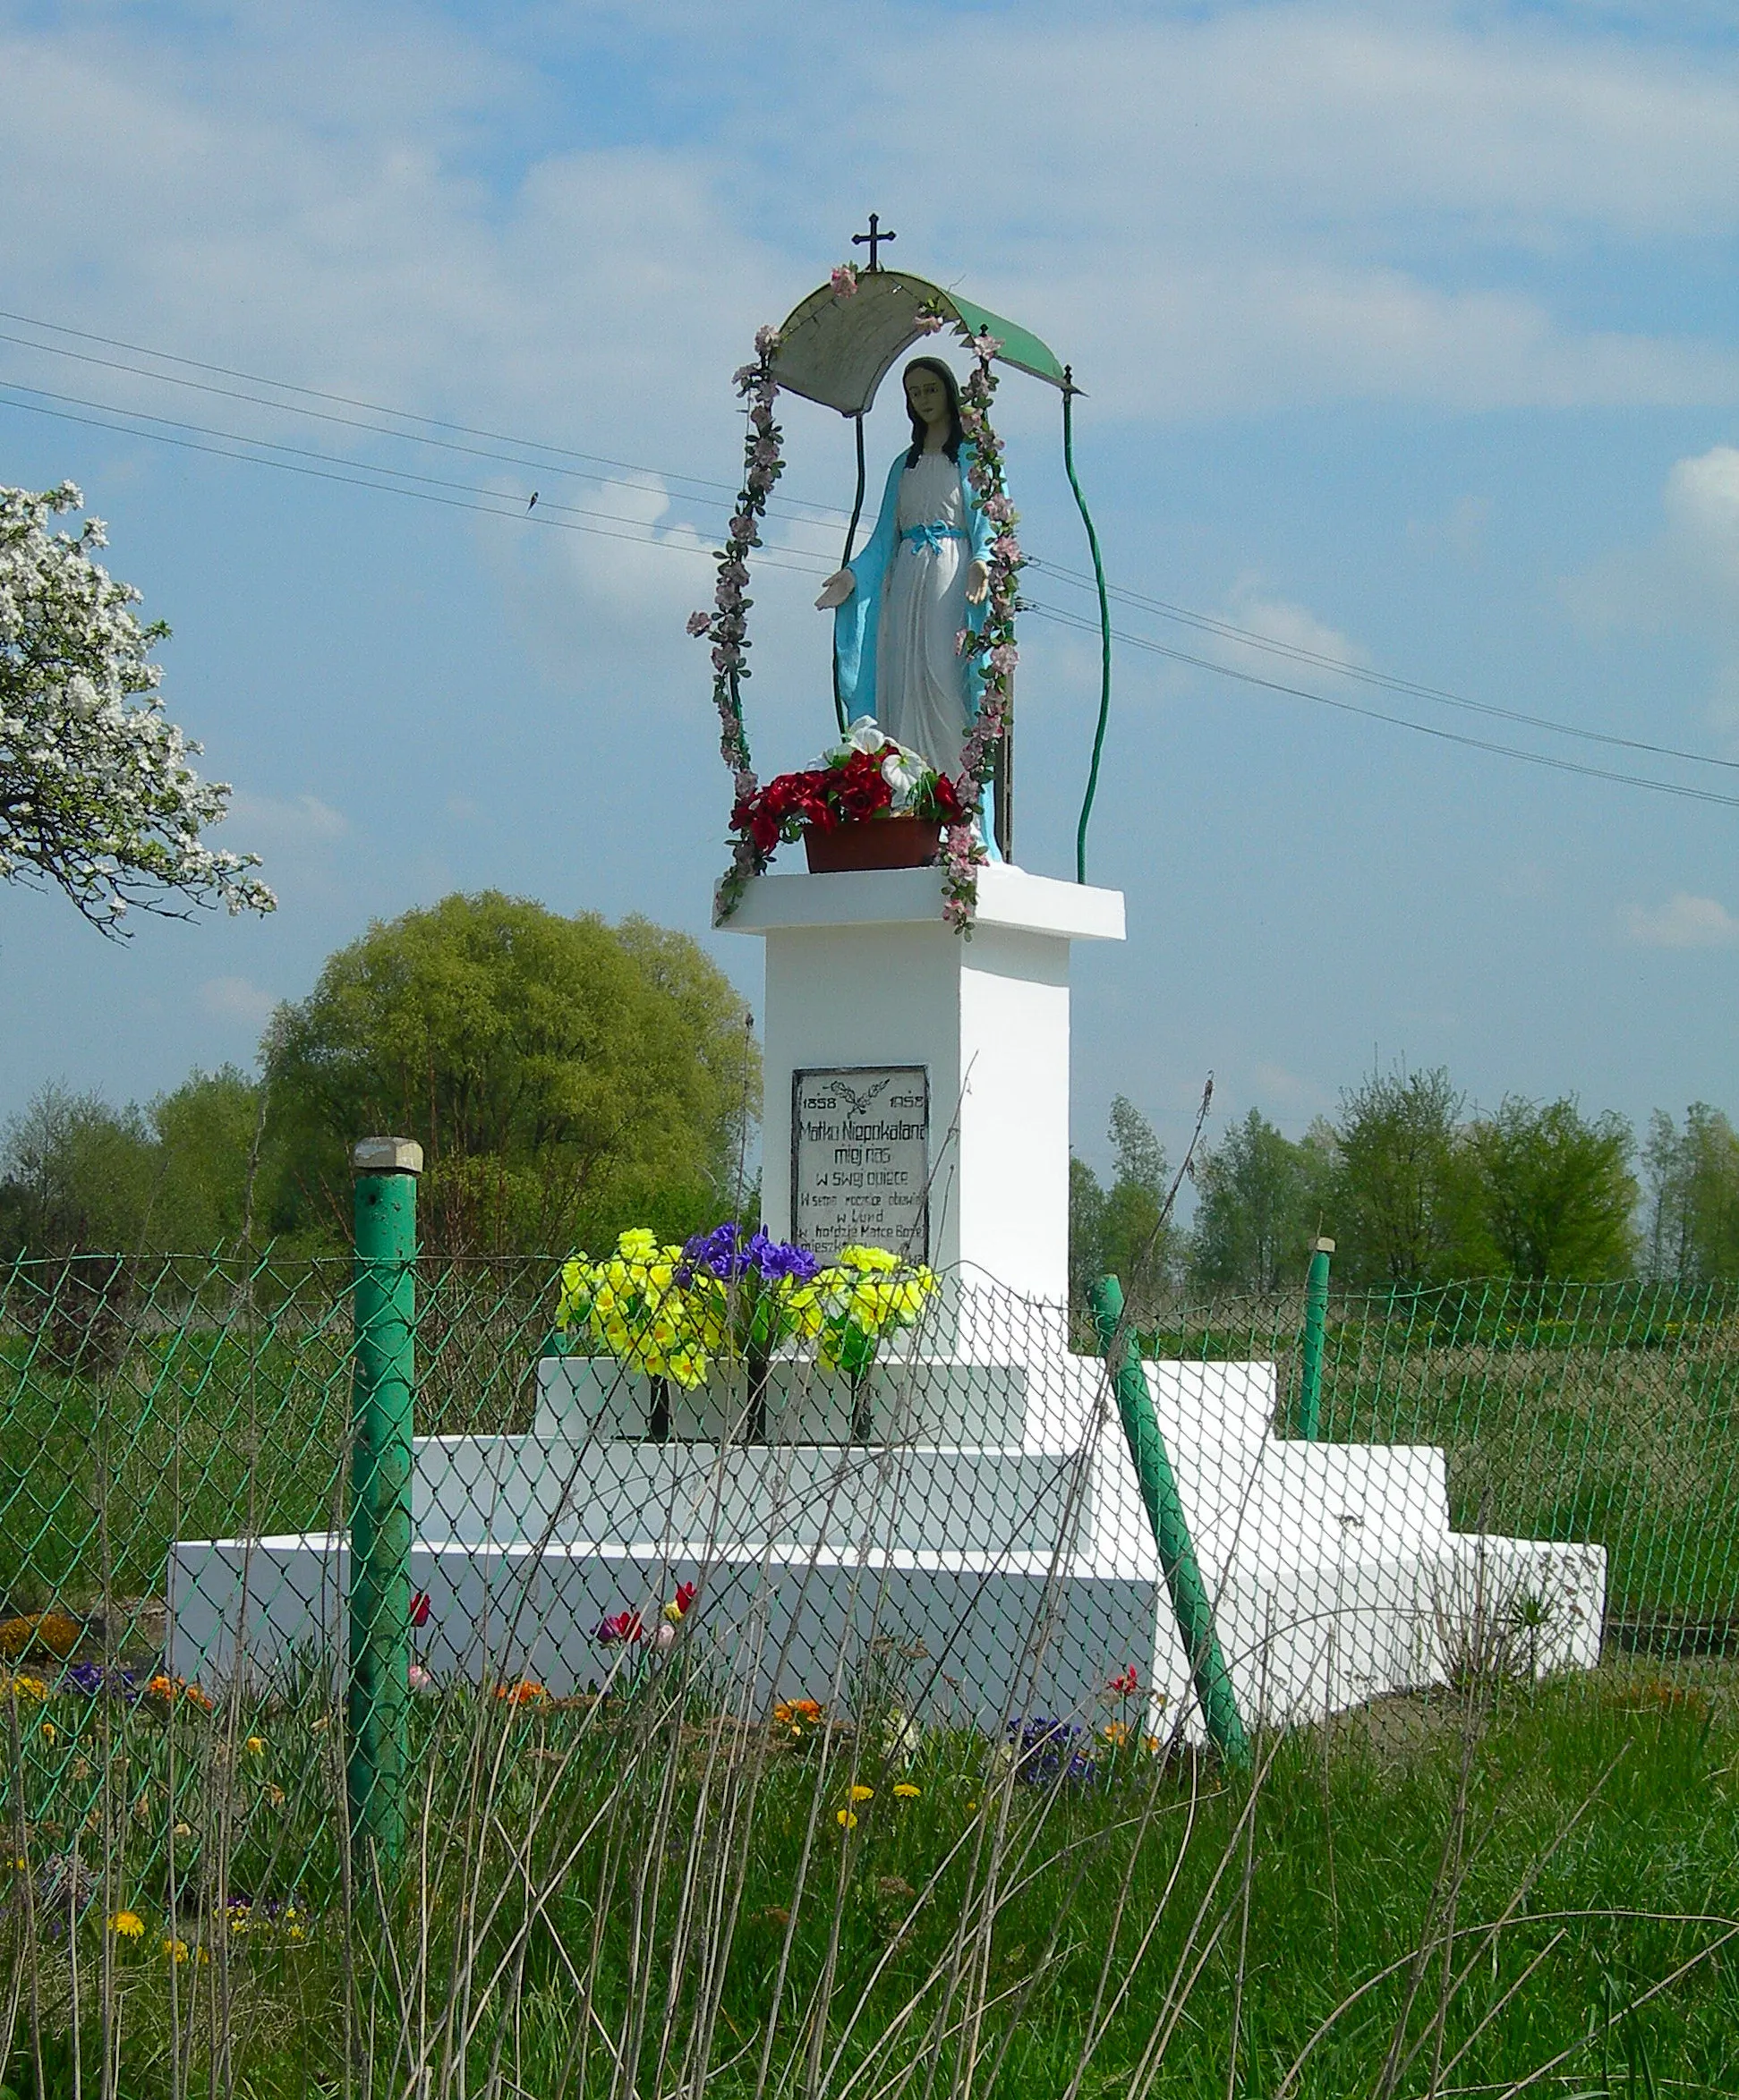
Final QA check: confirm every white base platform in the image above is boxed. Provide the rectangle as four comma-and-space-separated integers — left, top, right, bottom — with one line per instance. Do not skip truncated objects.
170, 1341, 1607, 1736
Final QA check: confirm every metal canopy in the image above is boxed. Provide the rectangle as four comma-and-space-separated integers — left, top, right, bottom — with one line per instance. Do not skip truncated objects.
771, 270, 1068, 417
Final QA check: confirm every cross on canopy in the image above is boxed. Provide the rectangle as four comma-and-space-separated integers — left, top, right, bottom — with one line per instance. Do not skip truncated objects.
850, 214, 896, 271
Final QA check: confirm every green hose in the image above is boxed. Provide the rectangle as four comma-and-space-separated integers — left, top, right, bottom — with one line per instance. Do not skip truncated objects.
1063, 370, 1112, 886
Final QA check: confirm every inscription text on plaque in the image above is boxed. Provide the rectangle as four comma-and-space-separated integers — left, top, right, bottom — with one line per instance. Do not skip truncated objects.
791, 1066, 929, 1262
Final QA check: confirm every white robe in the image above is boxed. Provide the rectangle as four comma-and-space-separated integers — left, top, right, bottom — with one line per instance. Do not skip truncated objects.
873, 452, 973, 776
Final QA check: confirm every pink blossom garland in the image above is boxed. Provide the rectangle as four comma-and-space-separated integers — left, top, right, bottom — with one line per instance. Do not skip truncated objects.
943, 327, 1024, 933
692, 323, 785, 920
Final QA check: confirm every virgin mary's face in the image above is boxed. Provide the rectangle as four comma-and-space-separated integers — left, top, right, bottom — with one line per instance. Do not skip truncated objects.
904, 367, 950, 429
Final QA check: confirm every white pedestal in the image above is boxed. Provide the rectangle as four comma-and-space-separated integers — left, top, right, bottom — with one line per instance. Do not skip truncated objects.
722, 863, 1124, 1304
169, 862, 1606, 1736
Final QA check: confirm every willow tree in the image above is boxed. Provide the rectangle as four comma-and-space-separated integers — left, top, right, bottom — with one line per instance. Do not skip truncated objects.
265, 891, 759, 1254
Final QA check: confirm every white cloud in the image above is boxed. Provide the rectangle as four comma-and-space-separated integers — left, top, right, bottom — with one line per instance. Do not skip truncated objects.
1619, 892, 1739, 947
1665, 446, 1739, 590
199, 975, 279, 1028
225, 794, 347, 843
1223, 579, 1367, 672
0, 2, 1737, 465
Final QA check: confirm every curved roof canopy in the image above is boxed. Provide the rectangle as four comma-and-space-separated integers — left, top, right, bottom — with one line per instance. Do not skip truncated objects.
771, 270, 1068, 418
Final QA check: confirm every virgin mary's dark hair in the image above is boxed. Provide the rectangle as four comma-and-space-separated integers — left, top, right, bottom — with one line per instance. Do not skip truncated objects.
903, 357, 964, 467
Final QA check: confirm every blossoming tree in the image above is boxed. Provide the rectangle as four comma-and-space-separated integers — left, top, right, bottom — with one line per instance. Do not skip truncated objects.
0, 482, 274, 932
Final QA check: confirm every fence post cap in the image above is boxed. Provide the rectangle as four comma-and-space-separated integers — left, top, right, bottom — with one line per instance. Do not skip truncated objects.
1311, 1237, 1336, 1254
352, 1136, 424, 1177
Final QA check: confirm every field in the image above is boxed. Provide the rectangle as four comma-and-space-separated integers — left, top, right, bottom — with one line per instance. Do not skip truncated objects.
4, 1663, 1737, 2096
4, 1262, 1738, 2095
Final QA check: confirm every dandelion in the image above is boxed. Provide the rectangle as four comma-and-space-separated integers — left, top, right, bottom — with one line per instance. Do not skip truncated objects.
893, 1782, 920, 1799
965, 1799, 979, 1813
835, 1809, 857, 1830
109, 1911, 144, 1939
849, 1783, 874, 1803
40, 1721, 56, 1744
5, 1674, 47, 1702
243, 1736, 266, 1757
163, 1937, 189, 1963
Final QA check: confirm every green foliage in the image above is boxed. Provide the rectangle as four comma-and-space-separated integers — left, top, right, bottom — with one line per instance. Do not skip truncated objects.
0, 1068, 284, 1262
0, 1084, 157, 1255
1188, 1108, 1336, 1295
1326, 1065, 1488, 1286
1070, 1095, 1177, 1310
1645, 1104, 1739, 1281
1468, 1095, 1638, 1280
264, 890, 758, 1254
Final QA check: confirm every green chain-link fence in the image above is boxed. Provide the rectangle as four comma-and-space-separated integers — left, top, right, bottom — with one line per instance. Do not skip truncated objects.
3, 1236, 1736, 2092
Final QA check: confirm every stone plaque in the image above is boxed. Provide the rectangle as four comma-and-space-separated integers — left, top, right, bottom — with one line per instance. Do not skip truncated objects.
791, 1066, 930, 1262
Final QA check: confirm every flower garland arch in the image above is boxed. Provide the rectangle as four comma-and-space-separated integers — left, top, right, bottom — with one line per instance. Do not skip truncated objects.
695, 291, 1023, 936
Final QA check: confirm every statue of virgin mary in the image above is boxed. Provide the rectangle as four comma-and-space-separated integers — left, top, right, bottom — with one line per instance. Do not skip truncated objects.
815, 357, 993, 783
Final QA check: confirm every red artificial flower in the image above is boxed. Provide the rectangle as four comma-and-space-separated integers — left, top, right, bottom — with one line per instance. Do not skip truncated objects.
674, 1582, 696, 1617
1108, 1664, 1138, 1696
409, 1590, 430, 1628
596, 1610, 644, 1646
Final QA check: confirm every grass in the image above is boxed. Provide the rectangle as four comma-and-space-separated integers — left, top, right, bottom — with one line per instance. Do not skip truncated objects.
4, 1264, 1739, 2092
4, 1662, 1738, 2096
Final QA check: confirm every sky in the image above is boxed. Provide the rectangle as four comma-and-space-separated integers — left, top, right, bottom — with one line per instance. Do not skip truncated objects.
2, 0, 1737, 1182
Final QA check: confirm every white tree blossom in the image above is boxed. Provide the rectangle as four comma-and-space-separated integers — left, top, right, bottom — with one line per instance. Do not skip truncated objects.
0, 482, 275, 932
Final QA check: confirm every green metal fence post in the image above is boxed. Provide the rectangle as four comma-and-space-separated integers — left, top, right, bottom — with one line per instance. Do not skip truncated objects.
1295, 1236, 1335, 1441
348, 1135, 422, 1862
1088, 1275, 1249, 1765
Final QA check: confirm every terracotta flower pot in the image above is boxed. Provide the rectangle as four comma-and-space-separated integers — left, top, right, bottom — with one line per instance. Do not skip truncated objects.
803, 816, 942, 873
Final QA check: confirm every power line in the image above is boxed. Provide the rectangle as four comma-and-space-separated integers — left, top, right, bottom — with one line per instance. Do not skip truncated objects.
1026, 598, 1739, 813
4, 301, 1731, 810
1027, 558, 1739, 777
0, 303, 855, 530
0, 386, 836, 578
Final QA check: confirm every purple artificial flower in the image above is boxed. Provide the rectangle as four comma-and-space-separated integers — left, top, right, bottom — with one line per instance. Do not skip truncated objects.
64, 1661, 139, 1701
680, 1221, 742, 1283
745, 1229, 821, 1284
686, 610, 712, 638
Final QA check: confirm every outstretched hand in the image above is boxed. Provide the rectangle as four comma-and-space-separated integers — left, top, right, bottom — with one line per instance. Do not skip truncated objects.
966, 559, 991, 606
815, 569, 855, 611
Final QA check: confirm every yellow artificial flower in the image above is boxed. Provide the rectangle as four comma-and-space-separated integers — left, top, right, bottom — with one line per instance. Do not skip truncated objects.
893, 1783, 921, 1799
6, 1674, 47, 1702
849, 1783, 874, 1802
840, 1244, 899, 1272
835, 1809, 857, 1830
617, 1228, 659, 1261
109, 1912, 145, 1939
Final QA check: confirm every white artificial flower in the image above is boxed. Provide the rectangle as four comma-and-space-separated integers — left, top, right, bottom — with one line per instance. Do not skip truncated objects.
882, 749, 926, 810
